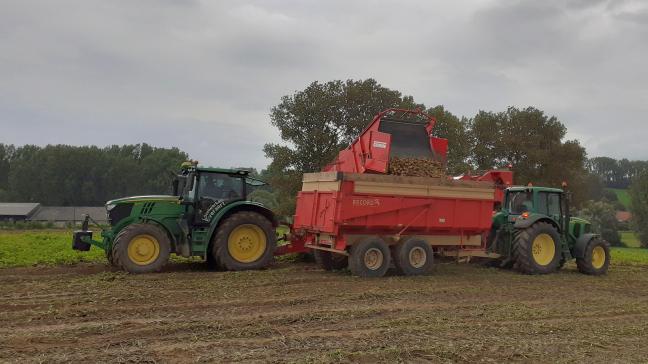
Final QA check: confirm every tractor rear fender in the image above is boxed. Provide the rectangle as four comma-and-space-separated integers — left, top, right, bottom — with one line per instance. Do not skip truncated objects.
206, 201, 278, 249
513, 214, 560, 231
572, 233, 599, 259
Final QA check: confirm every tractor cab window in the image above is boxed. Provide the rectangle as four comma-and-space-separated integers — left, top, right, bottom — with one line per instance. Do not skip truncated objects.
538, 192, 562, 218
507, 191, 533, 214
195, 173, 244, 223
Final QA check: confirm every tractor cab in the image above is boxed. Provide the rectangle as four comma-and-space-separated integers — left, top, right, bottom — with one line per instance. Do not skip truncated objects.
503, 186, 564, 225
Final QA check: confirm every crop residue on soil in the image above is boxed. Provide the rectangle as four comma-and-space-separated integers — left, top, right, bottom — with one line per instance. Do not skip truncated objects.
1, 262, 648, 363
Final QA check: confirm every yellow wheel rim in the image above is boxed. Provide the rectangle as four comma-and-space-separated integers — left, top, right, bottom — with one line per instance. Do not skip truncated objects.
591, 246, 606, 269
531, 233, 556, 266
228, 224, 267, 263
127, 234, 160, 266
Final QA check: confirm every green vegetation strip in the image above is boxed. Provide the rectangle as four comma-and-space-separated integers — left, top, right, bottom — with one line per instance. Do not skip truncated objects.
609, 188, 631, 209
620, 231, 641, 248
1, 230, 648, 268
0, 230, 106, 267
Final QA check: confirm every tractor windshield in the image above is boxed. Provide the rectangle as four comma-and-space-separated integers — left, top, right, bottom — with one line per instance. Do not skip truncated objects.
507, 190, 533, 215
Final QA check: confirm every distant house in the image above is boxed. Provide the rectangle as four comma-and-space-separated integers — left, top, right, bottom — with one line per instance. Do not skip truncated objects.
0, 203, 107, 225
616, 211, 632, 223
0, 203, 41, 222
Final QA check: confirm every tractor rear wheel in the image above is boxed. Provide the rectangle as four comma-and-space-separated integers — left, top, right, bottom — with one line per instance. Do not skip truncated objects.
392, 238, 434, 276
314, 249, 348, 271
112, 223, 171, 274
576, 238, 610, 276
512, 222, 562, 274
348, 237, 391, 278
214, 211, 276, 271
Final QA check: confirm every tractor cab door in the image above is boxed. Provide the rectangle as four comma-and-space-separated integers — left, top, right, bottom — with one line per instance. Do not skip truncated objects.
194, 173, 244, 225
537, 192, 563, 229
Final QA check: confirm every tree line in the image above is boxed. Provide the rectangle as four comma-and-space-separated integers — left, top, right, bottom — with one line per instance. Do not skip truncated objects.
0, 143, 187, 206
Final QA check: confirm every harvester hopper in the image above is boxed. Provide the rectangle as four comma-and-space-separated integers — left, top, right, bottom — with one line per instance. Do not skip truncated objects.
323, 108, 448, 174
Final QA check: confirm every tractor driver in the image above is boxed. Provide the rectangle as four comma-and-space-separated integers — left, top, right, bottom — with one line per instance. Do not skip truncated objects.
511, 191, 533, 214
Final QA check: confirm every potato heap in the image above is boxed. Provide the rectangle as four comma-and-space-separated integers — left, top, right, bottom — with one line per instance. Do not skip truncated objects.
388, 157, 445, 178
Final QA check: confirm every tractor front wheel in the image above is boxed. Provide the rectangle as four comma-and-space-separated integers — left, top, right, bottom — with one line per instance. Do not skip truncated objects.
392, 238, 434, 276
576, 238, 610, 276
348, 237, 391, 278
112, 223, 171, 273
213, 211, 276, 271
512, 222, 562, 274
314, 249, 348, 271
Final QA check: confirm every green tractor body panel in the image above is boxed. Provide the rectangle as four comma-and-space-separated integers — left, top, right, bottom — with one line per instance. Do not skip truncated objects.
79, 164, 277, 262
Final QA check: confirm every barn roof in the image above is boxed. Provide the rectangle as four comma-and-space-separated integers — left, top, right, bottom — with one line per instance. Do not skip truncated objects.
0, 203, 41, 217
29, 206, 107, 222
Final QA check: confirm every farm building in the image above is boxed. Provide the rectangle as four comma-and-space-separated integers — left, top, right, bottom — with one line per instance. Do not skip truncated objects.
616, 211, 632, 223
0, 203, 107, 225
0, 203, 41, 222
30, 206, 107, 225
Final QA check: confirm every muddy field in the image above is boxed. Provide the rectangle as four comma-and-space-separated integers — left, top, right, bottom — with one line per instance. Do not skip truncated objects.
1, 261, 648, 363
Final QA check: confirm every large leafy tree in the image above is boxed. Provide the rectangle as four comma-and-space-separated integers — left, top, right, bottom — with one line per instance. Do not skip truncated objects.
579, 200, 621, 246
470, 106, 590, 205
629, 170, 648, 247
264, 79, 422, 217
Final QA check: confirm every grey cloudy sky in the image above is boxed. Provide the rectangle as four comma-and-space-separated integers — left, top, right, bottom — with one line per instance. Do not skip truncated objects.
1, 0, 647, 169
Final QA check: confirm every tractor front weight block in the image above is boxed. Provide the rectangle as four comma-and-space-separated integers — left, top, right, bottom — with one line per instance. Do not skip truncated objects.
72, 231, 93, 251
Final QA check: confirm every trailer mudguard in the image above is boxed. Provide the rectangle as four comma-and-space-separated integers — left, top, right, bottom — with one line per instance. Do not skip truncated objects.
572, 233, 599, 259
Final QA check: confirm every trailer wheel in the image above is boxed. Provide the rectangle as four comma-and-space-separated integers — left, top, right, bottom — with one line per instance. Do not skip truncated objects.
512, 222, 561, 275
392, 238, 434, 276
349, 237, 391, 278
112, 223, 171, 274
214, 211, 276, 271
314, 249, 348, 271
576, 238, 610, 276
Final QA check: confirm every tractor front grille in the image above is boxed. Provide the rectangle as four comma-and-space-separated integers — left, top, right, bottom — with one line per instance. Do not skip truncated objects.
108, 203, 133, 226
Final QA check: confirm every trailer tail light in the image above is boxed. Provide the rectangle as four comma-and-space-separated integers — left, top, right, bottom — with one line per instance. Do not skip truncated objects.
521, 212, 529, 219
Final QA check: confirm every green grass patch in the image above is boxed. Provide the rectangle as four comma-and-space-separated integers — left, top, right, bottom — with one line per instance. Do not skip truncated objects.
611, 247, 648, 265
0, 230, 106, 268
608, 188, 631, 209
620, 230, 642, 248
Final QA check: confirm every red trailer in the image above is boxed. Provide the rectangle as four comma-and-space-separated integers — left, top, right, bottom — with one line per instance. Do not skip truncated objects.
276, 109, 513, 277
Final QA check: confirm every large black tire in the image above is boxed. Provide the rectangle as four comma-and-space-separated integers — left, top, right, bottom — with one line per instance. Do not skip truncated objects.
512, 222, 562, 275
106, 249, 115, 267
348, 237, 391, 278
112, 223, 171, 274
576, 238, 610, 276
314, 249, 348, 271
392, 238, 434, 276
214, 211, 276, 271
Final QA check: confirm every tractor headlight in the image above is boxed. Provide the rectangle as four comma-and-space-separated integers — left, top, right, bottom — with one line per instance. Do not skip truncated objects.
106, 204, 116, 212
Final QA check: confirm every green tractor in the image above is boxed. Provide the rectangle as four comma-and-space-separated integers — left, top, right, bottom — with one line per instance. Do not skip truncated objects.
487, 185, 610, 275
73, 162, 277, 273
